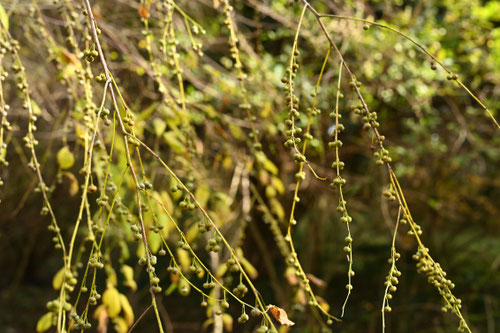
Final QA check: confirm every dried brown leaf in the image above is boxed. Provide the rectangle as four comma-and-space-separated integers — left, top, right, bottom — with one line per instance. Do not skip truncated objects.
138, 4, 149, 19
97, 306, 109, 333
306, 273, 326, 288
265, 305, 295, 327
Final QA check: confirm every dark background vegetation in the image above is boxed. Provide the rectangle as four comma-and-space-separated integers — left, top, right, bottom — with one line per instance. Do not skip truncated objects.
0, 0, 499, 332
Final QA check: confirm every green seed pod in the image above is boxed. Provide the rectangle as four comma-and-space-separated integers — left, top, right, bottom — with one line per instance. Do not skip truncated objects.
250, 307, 261, 317
237, 313, 249, 324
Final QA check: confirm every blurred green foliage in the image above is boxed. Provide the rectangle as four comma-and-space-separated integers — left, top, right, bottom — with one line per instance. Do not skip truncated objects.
0, 0, 498, 332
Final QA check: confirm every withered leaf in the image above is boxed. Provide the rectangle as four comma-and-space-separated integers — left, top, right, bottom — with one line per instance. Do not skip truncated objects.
265, 304, 295, 327
306, 273, 327, 288
138, 4, 149, 19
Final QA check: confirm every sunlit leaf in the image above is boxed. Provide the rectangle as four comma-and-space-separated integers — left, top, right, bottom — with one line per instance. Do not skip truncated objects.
240, 256, 258, 279
222, 313, 233, 331
121, 265, 137, 291
272, 176, 285, 195
177, 248, 190, 271
30, 100, 42, 116
195, 184, 211, 207
148, 230, 162, 254
36, 312, 53, 333
119, 294, 134, 326
163, 132, 185, 154
178, 277, 190, 296
57, 146, 75, 170
0, 4, 8, 31
52, 267, 64, 290
255, 151, 278, 175
113, 317, 128, 333
185, 223, 199, 243
152, 118, 166, 137
102, 286, 121, 317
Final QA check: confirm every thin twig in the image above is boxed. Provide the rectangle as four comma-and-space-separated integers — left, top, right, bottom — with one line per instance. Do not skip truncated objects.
127, 304, 153, 333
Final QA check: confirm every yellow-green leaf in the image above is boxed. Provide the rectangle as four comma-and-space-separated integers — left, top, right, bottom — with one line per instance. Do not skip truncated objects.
136, 242, 146, 259
31, 100, 42, 116
120, 241, 130, 261
102, 286, 121, 317
228, 123, 244, 139
121, 265, 137, 291
272, 176, 285, 195
178, 277, 191, 296
121, 265, 134, 281
222, 313, 233, 332
185, 223, 199, 244
52, 267, 65, 290
222, 155, 233, 169
92, 304, 106, 319
270, 198, 285, 220
36, 312, 53, 333
165, 282, 177, 295
148, 230, 162, 254
255, 151, 278, 175
234, 248, 258, 278
163, 131, 185, 154
240, 256, 258, 279
152, 118, 166, 137
106, 266, 118, 287
119, 294, 134, 326
202, 318, 214, 330
58, 63, 77, 81
194, 184, 210, 207
176, 248, 190, 271
0, 4, 8, 31
265, 185, 277, 198
216, 261, 227, 277
113, 317, 129, 333
159, 190, 174, 215
57, 146, 75, 170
